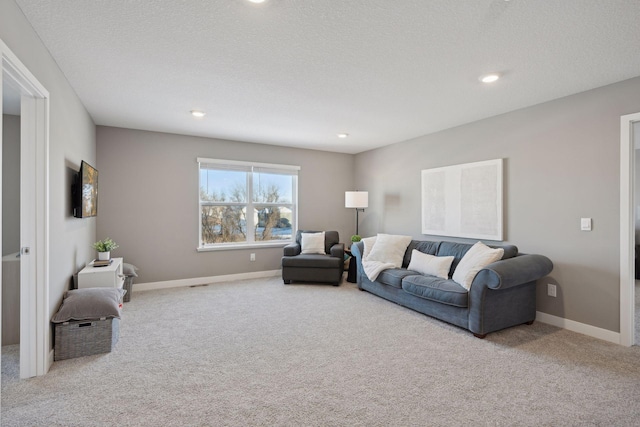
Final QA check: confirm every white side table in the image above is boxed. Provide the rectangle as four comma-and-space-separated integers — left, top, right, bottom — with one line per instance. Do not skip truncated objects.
78, 257, 125, 289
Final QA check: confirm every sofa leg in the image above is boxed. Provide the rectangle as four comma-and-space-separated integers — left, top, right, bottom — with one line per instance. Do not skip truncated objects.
283, 280, 291, 284
473, 333, 487, 339
333, 282, 340, 286
525, 320, 534, 325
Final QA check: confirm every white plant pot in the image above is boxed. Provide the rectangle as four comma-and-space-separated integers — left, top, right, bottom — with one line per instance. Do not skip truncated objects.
98, 251, 110, 261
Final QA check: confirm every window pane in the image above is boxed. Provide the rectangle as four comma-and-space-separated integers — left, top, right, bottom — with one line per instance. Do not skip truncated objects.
254, 207, 293, 241
201, 205, 247, 244
200, 169, 247, 202
252, 172, 292, 203
198, 159, 298, 248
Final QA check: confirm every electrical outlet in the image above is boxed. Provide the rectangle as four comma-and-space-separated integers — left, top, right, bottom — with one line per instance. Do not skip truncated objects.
250, 253, 256, 262
547, 283, 557, 297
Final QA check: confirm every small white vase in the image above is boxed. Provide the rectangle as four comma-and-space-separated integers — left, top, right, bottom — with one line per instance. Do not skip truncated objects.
98, 251, 110, 261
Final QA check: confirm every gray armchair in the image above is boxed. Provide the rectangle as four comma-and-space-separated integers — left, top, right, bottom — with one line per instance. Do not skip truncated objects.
282, 230, 344, 285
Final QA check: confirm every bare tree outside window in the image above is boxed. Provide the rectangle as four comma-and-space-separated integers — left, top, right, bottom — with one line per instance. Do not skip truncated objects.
198, 160, 297, 248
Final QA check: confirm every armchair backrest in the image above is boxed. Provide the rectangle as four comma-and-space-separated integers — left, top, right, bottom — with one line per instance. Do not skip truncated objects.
295, 230, 340, 254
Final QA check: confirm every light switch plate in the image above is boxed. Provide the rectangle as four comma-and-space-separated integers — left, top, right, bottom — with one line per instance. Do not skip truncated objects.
581, 217, 592, 231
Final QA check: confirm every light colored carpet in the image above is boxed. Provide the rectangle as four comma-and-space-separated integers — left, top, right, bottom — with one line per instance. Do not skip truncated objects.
2, 277, 640, 426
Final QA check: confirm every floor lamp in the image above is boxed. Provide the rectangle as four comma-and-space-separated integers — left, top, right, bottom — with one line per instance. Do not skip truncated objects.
345, 191, 368, 236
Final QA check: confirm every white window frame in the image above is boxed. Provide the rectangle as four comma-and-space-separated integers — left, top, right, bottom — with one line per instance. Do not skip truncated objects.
197, 157, 299, 251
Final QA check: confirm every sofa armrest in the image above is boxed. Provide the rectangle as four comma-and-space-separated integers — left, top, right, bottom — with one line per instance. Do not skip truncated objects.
350, 242, 364, 282
471, 254, 553, 291
350, 242, 363, 261
283, 243, 301, 256
330, 243, 345, 259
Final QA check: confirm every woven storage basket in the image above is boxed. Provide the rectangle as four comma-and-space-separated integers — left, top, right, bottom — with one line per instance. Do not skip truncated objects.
54, 317, 119, 361
122, 276, 134, 302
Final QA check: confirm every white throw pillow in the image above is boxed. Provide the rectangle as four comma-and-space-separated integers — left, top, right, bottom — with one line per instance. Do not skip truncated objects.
300, 232, 325, 254
452, 242, 504, 290
407, 250, 454, 280
366, 234, 412, 268
361, 236, 377, 259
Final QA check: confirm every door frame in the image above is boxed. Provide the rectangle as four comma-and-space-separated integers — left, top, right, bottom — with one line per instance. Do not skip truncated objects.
620, 112, 640, 347
1, 39, 51, 377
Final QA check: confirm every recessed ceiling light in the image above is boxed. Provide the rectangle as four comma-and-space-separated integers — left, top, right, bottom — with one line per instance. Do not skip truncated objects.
337, 133, 349, 139
191, 110, 206, 118
248, 0, 266, 3
479, 73, 501, 83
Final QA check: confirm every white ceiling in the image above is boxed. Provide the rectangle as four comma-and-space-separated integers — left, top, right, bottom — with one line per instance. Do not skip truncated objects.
13, 0, 640, 154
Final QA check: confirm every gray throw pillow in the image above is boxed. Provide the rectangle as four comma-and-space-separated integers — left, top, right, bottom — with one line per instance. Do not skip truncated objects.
51, 288, 125, 323
122, 263, 139, 277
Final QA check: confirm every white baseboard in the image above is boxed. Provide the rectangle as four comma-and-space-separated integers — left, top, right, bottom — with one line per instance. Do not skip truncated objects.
536, 311, 620, 344
133, 270, 282, 292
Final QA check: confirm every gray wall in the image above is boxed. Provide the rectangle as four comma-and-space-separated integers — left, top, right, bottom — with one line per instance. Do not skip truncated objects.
96, 126, 355, 283
3, 0, 636, 338
1, 0, 97, 349
354, 76, 640, 333
2, 114, 20, 255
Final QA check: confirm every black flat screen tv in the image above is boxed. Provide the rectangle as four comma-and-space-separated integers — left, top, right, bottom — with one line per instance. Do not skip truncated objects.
73, 160, 98, 218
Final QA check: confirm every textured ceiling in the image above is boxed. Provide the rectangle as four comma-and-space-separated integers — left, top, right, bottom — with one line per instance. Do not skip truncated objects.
13, 0, 640, 154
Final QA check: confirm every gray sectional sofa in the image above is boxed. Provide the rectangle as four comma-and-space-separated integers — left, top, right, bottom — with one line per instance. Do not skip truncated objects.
351, 239, 553, 338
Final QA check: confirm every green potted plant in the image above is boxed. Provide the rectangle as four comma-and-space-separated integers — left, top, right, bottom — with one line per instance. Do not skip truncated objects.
92, 238, 119, 261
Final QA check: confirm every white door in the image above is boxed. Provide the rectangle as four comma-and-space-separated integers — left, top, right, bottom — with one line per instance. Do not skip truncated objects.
620, 112, 640, 347
1, 39, 51, 378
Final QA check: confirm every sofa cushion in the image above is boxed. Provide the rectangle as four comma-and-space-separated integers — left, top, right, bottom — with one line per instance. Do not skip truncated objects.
401, 275, 469, 308
282, 254, 342, 269
497, 244, 518, 260
436, 242, 476, 277
376, 268, 419, 289
436, 241, 518, 278
402, 240, 440, 268
322, 231, 340, 254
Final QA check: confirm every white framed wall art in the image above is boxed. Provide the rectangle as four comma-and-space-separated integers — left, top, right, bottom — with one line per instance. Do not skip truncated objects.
421, 158, 503, 241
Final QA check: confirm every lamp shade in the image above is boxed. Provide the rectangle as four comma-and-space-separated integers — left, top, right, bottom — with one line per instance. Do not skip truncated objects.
345, 191, 368, 209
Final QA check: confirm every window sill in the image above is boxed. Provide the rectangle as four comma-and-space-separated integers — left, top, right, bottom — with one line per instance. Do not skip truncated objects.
197, 242, 291, 252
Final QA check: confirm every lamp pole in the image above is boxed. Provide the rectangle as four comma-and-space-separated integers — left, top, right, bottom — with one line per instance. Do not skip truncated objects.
355, 208, 364, 235
345, 191, 368, 236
